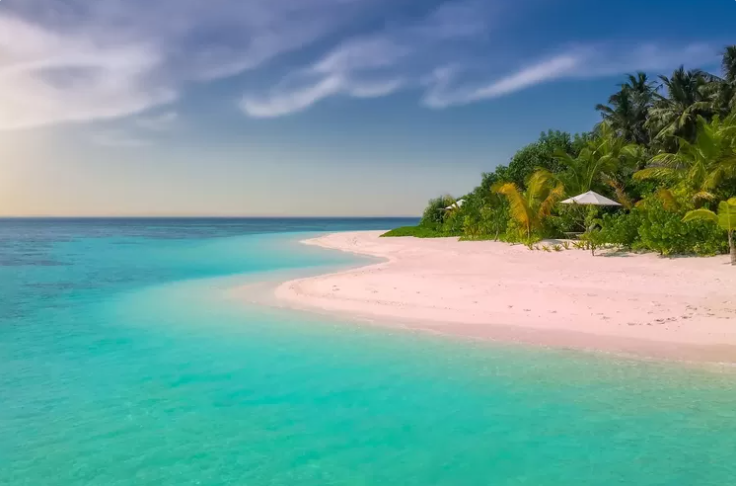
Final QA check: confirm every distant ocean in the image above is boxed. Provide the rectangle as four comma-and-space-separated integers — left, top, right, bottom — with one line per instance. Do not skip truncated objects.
1, 218, 735, 486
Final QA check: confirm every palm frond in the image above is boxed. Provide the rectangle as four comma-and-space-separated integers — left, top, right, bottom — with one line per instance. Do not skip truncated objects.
656, 188, 680, 212
537, 183, 565, 221
633, 167, 677, 181
692, 191, 717, 203
603, 175, 634, 209
683, 208, 718, 224
495, 183, 532, 233
717, 200, 736, 232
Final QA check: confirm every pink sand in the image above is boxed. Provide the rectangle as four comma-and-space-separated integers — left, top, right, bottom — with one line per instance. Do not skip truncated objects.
274, 231, 736, 362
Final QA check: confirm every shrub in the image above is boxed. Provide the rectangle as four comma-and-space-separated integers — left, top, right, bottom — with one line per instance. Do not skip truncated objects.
441, 209, 464, 235
597, 211, 642, 247
635, 201, 728, 255
381, 226, 450, 238
420, 195, 456, 230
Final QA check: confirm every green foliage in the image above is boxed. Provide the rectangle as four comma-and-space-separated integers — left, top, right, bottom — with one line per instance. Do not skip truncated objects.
495, 170, 565, 240
381, 226, 454, 238
555, 124, 643, 196
580, 229, 605, 255
597, 211, 642, 247
419, 195, 457, 230
635, 113, 736, 205
636, 201, 727, 255
683, 198, 736, 264
506, 130, 580, 188
596, 72, 656, 145
407, 46, 736, 259
646, 67, 715, 148
441, 209, 465, 235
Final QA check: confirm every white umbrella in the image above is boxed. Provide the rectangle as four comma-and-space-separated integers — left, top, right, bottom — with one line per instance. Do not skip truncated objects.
561, 191, 621, 207
444, 199, 464, 211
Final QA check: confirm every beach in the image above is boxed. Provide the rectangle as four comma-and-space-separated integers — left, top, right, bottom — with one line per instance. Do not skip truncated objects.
275, 231, 736, 362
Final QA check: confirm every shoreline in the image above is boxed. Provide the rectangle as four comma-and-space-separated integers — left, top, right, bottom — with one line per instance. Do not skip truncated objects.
264, 231, 736, 364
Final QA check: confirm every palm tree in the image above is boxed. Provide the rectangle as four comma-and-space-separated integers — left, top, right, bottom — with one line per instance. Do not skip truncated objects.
711, 46, 736, 116
646, 67, 715, 147
724, 46, 736, 83
635, 114, 736, 206
596, 72, 656, 145
683, 198, 736, 265
494, 170, 565, 240
555, 124, 642, 196
420, 195, 458, 229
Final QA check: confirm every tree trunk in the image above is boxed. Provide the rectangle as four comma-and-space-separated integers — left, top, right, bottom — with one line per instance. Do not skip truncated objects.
730, 231, 735, 266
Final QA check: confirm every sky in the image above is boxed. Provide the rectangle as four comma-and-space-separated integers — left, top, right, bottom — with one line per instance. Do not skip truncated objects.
0, 0, 734, 217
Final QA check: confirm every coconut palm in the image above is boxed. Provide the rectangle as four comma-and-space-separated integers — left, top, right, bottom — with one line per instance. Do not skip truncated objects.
724, 46, 736, 83
420, 195, 458, 229
596, 72, 656, 145
555, 124, 643, 196
635, 114, 736, 205
494, 170, 565, 240
646, 67, 715, 147
683, 198, 736, 265
711, 46, 736, 116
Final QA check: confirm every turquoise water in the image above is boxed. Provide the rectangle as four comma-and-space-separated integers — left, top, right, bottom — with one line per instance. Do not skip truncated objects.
2, 219, 735, 485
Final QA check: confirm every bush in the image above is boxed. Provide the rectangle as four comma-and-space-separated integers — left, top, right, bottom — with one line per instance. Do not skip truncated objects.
441, 210, 464, 235
597, 211, 642, 247
499, 219, 541, 245
635, 202, 728, 255
381, 226, 458, 238
420, 195, 456, 230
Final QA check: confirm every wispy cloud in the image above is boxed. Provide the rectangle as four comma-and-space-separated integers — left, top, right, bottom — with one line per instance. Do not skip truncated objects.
240, 71, 406, 118
422, 43, 719, 109
0, 0, 381, 130
239, 0, 720, 117
0, 14, 174, 130
423, 55, 581, 108
241, 1, 497, 117
0, 0, 725, 129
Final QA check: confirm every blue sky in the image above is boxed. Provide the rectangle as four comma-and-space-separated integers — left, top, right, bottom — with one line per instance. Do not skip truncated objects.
1, 0, 734, 216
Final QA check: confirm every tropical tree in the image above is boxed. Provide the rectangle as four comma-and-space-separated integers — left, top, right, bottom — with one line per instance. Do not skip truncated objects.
711, 46, 736, 116
683, 198, 736, 265
554, 124, 643, 196
635, 114, 736, 206
420, 195, 458, 230
596, 72, 656, 145
494, 170, 565, 240
506, 130, 579, 188
646, 67, 715, 147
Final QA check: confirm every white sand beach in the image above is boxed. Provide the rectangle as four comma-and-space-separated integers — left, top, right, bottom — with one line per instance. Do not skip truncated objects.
274, 231, 736, 362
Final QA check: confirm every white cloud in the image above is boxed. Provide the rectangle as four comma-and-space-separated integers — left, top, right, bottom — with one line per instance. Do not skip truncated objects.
242, 76, 344, 118
423, 54, 582, 108
0, 0, 724, 129
238, 0, 720, 118
0, 14, 174, 130
240, 1, 494, 117
0, 0, 380, 130
422, 43, 720, 109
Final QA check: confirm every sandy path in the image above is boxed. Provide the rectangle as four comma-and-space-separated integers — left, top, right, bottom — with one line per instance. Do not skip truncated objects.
273, 231, 736, 362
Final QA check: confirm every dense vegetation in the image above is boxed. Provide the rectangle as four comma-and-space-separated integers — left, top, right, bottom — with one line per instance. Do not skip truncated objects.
387, 46, 736, 263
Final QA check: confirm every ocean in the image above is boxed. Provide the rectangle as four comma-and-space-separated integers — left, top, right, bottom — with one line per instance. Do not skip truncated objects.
1, 218, 735, 486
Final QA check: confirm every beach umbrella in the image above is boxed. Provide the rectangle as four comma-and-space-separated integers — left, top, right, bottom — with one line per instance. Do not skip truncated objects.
560, 191, 621, 207
444, 199, 464, 211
